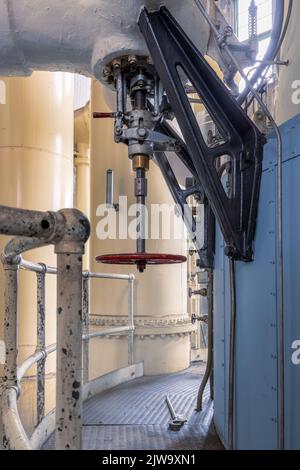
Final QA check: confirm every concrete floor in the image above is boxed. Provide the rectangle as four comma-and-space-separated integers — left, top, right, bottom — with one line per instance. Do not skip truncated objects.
43, 363, 223, 450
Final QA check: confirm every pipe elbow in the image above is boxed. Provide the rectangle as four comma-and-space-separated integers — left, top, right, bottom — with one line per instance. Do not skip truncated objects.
55, 209, 90, 255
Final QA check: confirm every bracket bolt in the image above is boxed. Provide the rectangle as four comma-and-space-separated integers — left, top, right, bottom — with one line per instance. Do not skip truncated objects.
128, 55, 138, 66
112, 59, 121, 70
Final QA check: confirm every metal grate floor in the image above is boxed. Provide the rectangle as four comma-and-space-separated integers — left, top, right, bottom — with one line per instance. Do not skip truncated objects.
43, 364, 223, 450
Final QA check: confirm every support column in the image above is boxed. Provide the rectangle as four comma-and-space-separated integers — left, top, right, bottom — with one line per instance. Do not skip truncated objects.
54, 209, 90, 450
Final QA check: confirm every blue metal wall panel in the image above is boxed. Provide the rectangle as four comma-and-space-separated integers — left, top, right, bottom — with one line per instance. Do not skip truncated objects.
214, 113, 300, 450
213, 226, 226, 444
282, 156, 300, 450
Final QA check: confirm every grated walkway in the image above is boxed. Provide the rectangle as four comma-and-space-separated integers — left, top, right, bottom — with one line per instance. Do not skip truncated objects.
43, 364, 223, 450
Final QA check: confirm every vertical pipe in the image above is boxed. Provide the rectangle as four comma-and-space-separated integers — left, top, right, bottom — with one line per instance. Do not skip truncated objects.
228, 259, 236, 450
82, 275, 89, 384
36, 269, 46, 425
196, 268, 213, 411
106, 170, 114, 208
116, 71, 124, 114
127, 277, 134, 366
55, 253, 83, 450
135, 168, 147, 255
209, 270, 214, 401
1, 260, 20, 449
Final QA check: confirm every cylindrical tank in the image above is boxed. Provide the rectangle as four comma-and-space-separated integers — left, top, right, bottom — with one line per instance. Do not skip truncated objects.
0, 72, 74, 434
89, 80, 193, 377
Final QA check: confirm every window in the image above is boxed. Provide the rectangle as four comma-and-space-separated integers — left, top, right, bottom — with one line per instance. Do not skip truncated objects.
235, 0, 272, 42
234, 0, 273, 91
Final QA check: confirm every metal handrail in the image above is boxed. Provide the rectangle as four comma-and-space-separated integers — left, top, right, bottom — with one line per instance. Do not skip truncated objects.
1, 255, 135, 450
20, 258, 134, 280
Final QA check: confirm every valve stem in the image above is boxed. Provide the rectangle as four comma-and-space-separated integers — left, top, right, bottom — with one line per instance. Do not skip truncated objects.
133, 154, 149, 272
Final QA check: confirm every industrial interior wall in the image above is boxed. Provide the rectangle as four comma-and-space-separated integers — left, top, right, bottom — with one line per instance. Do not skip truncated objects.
0, 72, 74, 435
213, 0, 300, 449
89, 80, 193, 377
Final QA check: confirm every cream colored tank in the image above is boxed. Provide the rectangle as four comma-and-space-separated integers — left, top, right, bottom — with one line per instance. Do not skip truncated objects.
89, 80, 194, 377
0, 72, 74, 433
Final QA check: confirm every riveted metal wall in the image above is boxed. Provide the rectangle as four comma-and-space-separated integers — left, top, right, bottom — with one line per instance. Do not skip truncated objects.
214, 113, 300, 450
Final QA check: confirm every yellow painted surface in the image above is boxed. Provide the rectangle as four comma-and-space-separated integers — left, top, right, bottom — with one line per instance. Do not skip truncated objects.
74, 103, 91, 268
0, 72, 74, 433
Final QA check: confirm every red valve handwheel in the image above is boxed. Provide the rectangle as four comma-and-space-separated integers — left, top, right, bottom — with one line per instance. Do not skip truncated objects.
96, 253, 187, 273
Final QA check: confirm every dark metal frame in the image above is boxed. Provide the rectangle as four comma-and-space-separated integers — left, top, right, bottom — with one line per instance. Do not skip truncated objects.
155, 117, 215, 269
139, 7, 265, 261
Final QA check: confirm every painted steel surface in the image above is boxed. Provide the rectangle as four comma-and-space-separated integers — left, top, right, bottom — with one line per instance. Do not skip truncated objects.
214, 113, 300, 450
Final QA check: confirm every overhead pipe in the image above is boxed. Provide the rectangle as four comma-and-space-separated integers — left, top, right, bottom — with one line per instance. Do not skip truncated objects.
0, 0, 211, 80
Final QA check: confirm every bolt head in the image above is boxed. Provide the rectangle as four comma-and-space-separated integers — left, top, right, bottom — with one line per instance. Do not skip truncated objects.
137, 128, 147, 138
224, 245, 236, 258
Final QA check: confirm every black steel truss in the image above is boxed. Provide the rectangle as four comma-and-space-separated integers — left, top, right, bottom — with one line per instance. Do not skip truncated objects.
151, 103, 215, 268
139, 7, 265, 261
155, 151, 215, 269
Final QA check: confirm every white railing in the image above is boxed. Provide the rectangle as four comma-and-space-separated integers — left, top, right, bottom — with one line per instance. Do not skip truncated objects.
1, 255, 135, 450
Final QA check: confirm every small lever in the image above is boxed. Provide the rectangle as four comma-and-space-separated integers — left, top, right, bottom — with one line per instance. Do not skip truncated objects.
165, 395, 187, 431
93, 112, 116, 119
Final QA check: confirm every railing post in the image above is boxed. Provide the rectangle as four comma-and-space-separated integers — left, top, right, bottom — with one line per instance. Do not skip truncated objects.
82, 273, 89, 384
36, 266, 46, 425
1, 256, 20, 449
54, 209, 90, 450
127, 275, 134, 366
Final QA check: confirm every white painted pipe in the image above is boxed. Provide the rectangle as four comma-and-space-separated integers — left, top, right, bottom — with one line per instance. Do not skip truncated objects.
17, 344, 56, 383
20, 258, 134, 280
88, 271, 135, 281
20, 258, 57, 275
0, 0, 211, 81
1, 388, 32, 450
85, 326, 133, 340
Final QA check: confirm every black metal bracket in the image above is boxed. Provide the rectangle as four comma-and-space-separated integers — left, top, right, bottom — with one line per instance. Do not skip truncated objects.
155, 151, 215, 269
154, 117, 215, 268
139, 7, 265, 261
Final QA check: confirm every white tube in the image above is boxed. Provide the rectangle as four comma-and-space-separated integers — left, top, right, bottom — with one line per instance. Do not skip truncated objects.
17, 344, 56, 382
2, 388, 32, 450
85, 326, 132, 340
88, 272, 134, 281
20, 257, 134, 280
